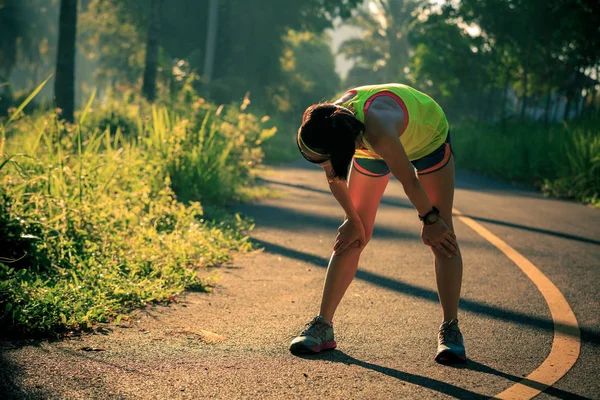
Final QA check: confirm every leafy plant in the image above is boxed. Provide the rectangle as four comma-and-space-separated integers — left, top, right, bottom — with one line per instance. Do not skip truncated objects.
0, 82, 270, 336
453, 119, 600, 206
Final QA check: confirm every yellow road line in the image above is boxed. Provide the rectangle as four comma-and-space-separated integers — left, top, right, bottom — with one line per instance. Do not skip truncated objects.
453, 208, 581, 400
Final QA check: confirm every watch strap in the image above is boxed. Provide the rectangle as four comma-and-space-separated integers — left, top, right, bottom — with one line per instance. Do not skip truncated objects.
419, 206, 440, 222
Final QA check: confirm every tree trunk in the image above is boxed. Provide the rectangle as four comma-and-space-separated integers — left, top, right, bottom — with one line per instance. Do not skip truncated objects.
520, 36, 533, 121
590, 64, 600, 113
501, 66, 511, 132
563, 93, 572, 121
543, 58, 556, 124
142, 0, 162, 102
551, 93, 560, 122
54, 0, 77, 123
543, 88, 552, 125
577, 92, 585, 118
520, 69, 528, 120
476, 85, 489, 121
486, 86, 498, 122
0, 1, 19, 87
202, 0, 219, 99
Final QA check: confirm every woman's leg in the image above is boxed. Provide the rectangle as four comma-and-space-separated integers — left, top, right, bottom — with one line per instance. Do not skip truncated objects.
417, 155, 462, 321
319, 165, 390, 323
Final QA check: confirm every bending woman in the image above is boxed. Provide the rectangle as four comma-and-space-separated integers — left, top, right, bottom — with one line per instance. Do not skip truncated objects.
289, 83, 465, 364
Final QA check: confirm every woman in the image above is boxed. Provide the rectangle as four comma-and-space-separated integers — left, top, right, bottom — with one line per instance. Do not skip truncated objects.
289, 83, 465, 364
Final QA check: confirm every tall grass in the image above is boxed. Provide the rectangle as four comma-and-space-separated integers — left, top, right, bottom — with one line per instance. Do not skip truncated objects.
453, 119, 600, 206
0, 82, 273, 335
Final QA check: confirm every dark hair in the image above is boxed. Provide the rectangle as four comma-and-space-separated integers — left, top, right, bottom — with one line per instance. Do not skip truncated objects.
298, 103, 365, 180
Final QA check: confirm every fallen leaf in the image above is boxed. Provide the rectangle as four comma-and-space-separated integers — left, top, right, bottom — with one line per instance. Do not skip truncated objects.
196, 330, 226, 343
167, 328, 226, 344
80, 347, 105, 352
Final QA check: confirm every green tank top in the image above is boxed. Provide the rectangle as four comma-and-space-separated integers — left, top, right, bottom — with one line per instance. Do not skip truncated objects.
336, 83, 449, 161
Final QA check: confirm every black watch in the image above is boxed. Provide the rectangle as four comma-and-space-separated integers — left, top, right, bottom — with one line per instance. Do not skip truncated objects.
419, 206, 440, 225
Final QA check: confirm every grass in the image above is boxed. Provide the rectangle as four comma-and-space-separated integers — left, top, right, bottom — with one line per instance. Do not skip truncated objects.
261, 115, 300, 165
452, 118, 600, 206
0, 80, 275, 336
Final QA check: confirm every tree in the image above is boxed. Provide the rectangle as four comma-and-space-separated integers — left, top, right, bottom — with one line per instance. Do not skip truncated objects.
54, 0, 77, 122
79, 0, 148, 89
201, 0, 219, 100
340, 0, 422, 87
142, 0, 162, 102
457, 0, 600, 122
0, 0, 60, 111
206, 0, 362, 110
279, 30, 341, 115
77, 0, 361, 109
0, 1, 18, 84
408, 7, 491, 118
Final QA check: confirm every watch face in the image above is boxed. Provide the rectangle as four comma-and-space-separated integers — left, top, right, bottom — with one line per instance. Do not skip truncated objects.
426, 213, 439, 225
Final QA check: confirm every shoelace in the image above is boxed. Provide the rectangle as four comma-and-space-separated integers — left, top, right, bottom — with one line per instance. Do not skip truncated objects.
439, 322, 462, 346
302, 318, 329, 340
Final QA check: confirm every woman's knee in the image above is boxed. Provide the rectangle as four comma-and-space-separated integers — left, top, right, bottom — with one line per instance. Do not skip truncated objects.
349, 231, 372, 253
430, 244, 462, 260
363, 228, 375, 247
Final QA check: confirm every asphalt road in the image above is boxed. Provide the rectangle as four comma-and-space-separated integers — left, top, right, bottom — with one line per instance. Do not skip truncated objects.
1, 160, 599, 399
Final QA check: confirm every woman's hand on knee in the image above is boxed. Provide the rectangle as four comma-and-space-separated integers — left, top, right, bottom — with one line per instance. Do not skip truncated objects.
334, 218, 367, 255
421, 218, 459, 258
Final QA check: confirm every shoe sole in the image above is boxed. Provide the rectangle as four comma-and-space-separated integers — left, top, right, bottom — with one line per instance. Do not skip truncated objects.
435, 350, 467, 365
289, 340, 337, 355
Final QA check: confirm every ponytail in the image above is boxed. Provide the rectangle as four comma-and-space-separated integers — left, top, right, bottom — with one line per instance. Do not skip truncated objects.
329, 110, 364, 180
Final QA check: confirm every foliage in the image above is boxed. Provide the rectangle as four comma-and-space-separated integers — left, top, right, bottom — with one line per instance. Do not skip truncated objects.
543, 122, 600, 206
341, 0, 421, 87
279, 30, 341, 115
339, 0, 600, 123
408, 9, 490, 117
78, 0, 149, 89
453, 118, 600, 206
145, 102, 276, 205
0, 0, 59, 79
0, 81, 274, 335
74, 0, 361, 111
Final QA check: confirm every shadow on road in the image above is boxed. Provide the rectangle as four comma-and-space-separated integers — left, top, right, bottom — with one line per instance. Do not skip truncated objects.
297, 349, 489, 399
257, 178, 413, 210
0, 342, 52, 399
261, 165, 543, 201
459, 360, 593, 400
454, 170, 543, 199
259, 177, 599, 247
296, 350, 590, 399
240, 203, 419, 241
253, 238, 600, 347
0, 339, 144, 398
457, 214, 600, 246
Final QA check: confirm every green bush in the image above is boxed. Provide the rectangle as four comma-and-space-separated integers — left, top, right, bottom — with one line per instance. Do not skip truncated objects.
453, 118, 600, 206
0, 86, 269, 335
543, 125, 600, 205
145, 102, 275, 204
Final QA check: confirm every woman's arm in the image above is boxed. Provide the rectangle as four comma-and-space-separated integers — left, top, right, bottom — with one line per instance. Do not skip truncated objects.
318, 161, 359, 220
319, 162, 365, 253
365, 105, 458, 257
365, 115, 433, 216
